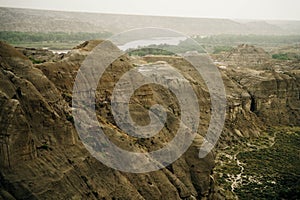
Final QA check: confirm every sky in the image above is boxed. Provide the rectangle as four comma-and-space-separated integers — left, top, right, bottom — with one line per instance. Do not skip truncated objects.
0, 0, 300, 21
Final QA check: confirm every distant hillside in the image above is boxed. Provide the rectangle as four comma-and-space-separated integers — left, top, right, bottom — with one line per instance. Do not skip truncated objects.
1, 7, 300, 35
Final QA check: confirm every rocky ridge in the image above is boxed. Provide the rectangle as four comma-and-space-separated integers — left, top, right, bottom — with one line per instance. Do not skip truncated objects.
0, 41, 218, 200
214, 44, 300, 126
0, 41, 299, 199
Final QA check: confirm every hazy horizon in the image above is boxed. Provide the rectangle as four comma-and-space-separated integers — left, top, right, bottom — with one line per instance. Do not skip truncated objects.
1, 0, 300, 21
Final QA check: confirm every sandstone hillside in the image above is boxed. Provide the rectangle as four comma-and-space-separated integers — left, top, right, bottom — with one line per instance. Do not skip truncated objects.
0, 41, 299, 199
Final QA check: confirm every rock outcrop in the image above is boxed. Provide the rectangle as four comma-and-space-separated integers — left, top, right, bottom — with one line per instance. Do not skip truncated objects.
142, 55, 264, 142
215, 44, 300, 126
226, 68, 300, 126
0, 41, 218, 200
16, 47, 64, 64
215, 44, 272, 70
0, 41, 299, 200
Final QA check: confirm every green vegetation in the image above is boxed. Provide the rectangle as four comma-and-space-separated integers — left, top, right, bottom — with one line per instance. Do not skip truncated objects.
127, 39, 206, 55
0, 31, 112, 43
272, 53, 290, 60
215, 127, 300, 200
29, 57, 44, 64
212, 46, 233, 54
2, 32, 299, 54
194, 34, 300, 47
128, 48, 175, 56
272, 53, 300, 61
126, 35, 300, 55
0, 31, 112, 49
236, 128, 300, 200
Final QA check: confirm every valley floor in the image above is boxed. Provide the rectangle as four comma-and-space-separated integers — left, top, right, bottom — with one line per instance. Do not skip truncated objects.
214, 127, 300, 200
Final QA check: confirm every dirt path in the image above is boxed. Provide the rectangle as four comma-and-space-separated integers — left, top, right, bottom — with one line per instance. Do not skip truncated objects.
230, 153, 245, 193
220, 131, 278, 198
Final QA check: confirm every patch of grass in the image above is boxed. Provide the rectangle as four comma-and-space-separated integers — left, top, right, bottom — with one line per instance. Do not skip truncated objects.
13, 42, 80, 50
235, 128, 300, 199
213, 46, 233, 54
29, 57, 44, 64
272, 53, 290, 60
0, 31, 112, 45
215, 127, 300, 199
128, 48, 175, 56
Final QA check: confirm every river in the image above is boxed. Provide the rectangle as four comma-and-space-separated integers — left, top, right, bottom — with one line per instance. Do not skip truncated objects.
118, 36, 187, 51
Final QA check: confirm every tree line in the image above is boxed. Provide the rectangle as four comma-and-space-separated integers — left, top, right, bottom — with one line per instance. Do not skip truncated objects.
0, 31, 112, 44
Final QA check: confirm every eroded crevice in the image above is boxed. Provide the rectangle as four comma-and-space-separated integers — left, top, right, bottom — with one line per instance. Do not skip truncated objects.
250, 95, 257, 113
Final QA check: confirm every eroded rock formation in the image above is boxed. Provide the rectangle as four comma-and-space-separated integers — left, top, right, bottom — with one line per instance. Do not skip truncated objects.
0, 41, 299, 200
0, 41, 218, 200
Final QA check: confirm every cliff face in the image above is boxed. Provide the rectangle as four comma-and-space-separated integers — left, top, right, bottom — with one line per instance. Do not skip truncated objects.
142, 55, 264, 143
0, 41, 299, 200
226, 68, 300, 126
0, 41, 218, 200
216, 44, 300, 126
